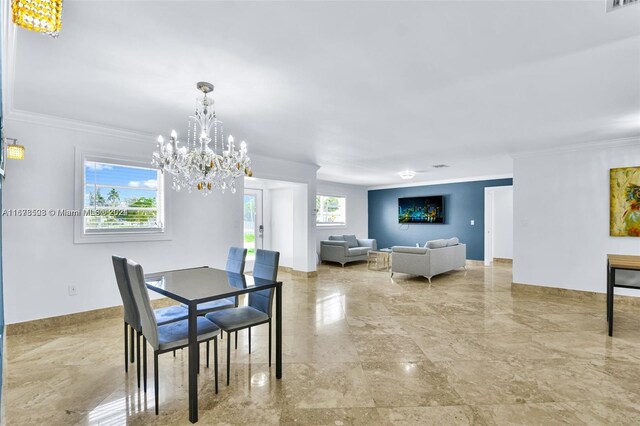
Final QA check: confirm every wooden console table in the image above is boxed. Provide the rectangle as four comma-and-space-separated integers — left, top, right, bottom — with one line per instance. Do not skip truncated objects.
607, 254, 640, 336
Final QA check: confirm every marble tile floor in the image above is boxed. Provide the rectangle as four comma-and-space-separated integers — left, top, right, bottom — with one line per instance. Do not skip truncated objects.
4, 262, 640, 425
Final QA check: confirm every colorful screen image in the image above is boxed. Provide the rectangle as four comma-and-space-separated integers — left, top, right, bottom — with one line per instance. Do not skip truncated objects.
398, 196, 445, 224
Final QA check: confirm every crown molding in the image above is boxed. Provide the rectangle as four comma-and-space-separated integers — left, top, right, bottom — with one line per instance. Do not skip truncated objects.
510, 136, 640, 159
5, 109, 156, 144
367, 174, 513, 191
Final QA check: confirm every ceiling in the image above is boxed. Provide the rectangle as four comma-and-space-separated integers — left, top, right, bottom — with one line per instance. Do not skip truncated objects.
8, 1, 640, 186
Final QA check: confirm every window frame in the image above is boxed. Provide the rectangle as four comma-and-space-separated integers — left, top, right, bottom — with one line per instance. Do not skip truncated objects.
315, 193, 347, 228
74, 148, 172, 244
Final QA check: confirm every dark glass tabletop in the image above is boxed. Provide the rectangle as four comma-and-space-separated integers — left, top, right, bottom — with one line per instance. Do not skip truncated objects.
145, 266, 279, 305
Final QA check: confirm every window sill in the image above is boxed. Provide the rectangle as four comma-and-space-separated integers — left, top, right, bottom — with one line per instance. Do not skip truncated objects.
316, 224, 347, 230
74, 230, 172, 244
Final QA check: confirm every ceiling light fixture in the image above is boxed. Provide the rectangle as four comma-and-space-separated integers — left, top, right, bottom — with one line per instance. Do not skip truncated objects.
5, 138, 25, 160
12, 0, 63, 37
398, 170, 416, 180
152, 82, 252, 194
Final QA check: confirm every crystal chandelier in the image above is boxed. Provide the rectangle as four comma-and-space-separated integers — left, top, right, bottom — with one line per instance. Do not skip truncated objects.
152, 82, 252, 194
12, 0, 63, 37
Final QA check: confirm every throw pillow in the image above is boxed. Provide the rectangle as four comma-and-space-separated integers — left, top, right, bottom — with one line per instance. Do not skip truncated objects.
426, 239, 447, 249
343, 234, 359, 248
446, 237, 459, 246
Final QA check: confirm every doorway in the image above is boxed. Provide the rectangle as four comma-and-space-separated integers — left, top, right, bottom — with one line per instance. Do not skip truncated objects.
244, 177, 308, 272
244, 189, 263, 270
484, 186, 514, 266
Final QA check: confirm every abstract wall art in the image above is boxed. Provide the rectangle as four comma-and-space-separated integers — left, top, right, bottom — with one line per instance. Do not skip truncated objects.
610, 166, 640, 237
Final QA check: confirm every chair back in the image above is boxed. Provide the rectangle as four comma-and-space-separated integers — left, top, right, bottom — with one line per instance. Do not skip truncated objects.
253, 249, 279, 281
112, 255, 140, 330
226, 247, 247, 274
126, 259, 160, 350
249, 249, 280, 316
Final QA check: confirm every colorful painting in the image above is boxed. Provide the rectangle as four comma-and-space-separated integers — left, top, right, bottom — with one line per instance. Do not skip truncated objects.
610, 166, 640, 237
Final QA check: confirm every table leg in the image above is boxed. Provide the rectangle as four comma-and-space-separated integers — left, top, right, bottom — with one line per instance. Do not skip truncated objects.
188, 304, 198, 423
606, 260, 610, 322
608, 267, 615, 337
276, 281, 282, 379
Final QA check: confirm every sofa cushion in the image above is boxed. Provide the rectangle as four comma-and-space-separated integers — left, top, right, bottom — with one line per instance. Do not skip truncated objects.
426, 239, 447, 249
343, 234, 359, 248
392, 246, 429, 254
446, 237, 459, 246
348, 247, 369, 256
328, 235, 345, 241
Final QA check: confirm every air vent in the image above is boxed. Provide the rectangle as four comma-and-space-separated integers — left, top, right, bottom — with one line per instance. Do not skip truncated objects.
607, 0, 638, 12
432, 164, 450, 169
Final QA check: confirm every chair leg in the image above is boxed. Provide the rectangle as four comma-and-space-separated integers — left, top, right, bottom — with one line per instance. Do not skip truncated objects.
206, 341, 210, 369
235, 331, 238, 350
136, 331, 141, 389
214, 337, 219, 394
248, 327, 251, 354
143, 337, 147, 393
130, 325, 135, 363
269, 321, 272, 367
124, 322, 128, 373
227, 332, 231, 386
173, 350, 175, 357
154, 352, 159, 415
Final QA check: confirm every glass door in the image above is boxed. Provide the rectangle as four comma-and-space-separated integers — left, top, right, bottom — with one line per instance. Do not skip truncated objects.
244, 189, 263, 265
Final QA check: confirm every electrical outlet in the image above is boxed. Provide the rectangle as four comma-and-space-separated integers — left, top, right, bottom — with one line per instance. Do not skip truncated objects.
68, 285, 77, 296
470, 220, 475, 226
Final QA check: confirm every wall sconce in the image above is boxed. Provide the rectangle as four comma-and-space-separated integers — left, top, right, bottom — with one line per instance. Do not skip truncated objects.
6, 138, 25, 160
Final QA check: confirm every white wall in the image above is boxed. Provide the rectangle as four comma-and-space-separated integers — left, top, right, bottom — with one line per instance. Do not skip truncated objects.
270, 188, 294, 268
493, 186, 514, 259
316, 180, 369, 254
2, 118, 244, 324
513, 140, 640, 295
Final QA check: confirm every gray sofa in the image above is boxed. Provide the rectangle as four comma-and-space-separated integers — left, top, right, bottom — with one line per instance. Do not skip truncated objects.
320, 235, 377, 266
391, 237, 466, 282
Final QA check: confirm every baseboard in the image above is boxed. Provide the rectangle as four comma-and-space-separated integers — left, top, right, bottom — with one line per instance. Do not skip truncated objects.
511, 282, 640, 306
277, 265, 317, 278
6, 297, 177, 336
493, 258, 513, 264
466, 260, 484, 266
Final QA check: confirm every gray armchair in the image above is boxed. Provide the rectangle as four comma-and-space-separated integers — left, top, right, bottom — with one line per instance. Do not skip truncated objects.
320, 234, 377, 266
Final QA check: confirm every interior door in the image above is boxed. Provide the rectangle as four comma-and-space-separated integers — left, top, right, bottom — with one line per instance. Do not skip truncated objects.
244, 189, 263, 271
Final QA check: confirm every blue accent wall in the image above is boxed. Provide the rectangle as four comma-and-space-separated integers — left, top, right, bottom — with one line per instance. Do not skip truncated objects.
368, 178, 513, 260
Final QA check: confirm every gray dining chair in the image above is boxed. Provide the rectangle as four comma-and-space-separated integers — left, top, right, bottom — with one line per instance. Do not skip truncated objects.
205, 249, 279, 385
112, 256, 189, 387
182, 247, 247, 315
126, 259, 221, 415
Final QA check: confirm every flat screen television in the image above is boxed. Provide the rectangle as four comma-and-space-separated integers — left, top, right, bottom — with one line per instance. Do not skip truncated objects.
398, 196, 445, 224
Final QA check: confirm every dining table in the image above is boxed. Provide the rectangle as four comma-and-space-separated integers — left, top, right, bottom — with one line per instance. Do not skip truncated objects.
145, 266, 283, 423
606, 254, 640, 337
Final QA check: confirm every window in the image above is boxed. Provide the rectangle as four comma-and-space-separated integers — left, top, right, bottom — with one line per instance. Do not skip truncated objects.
75, 151, 170, 243
316, 195, 346, 226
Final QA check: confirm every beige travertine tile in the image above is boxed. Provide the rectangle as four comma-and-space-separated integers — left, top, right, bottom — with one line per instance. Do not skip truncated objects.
361, 361, 463, 407
4, 262, 640, 425
377, 405, 485, 425
280, 407, 381, 425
